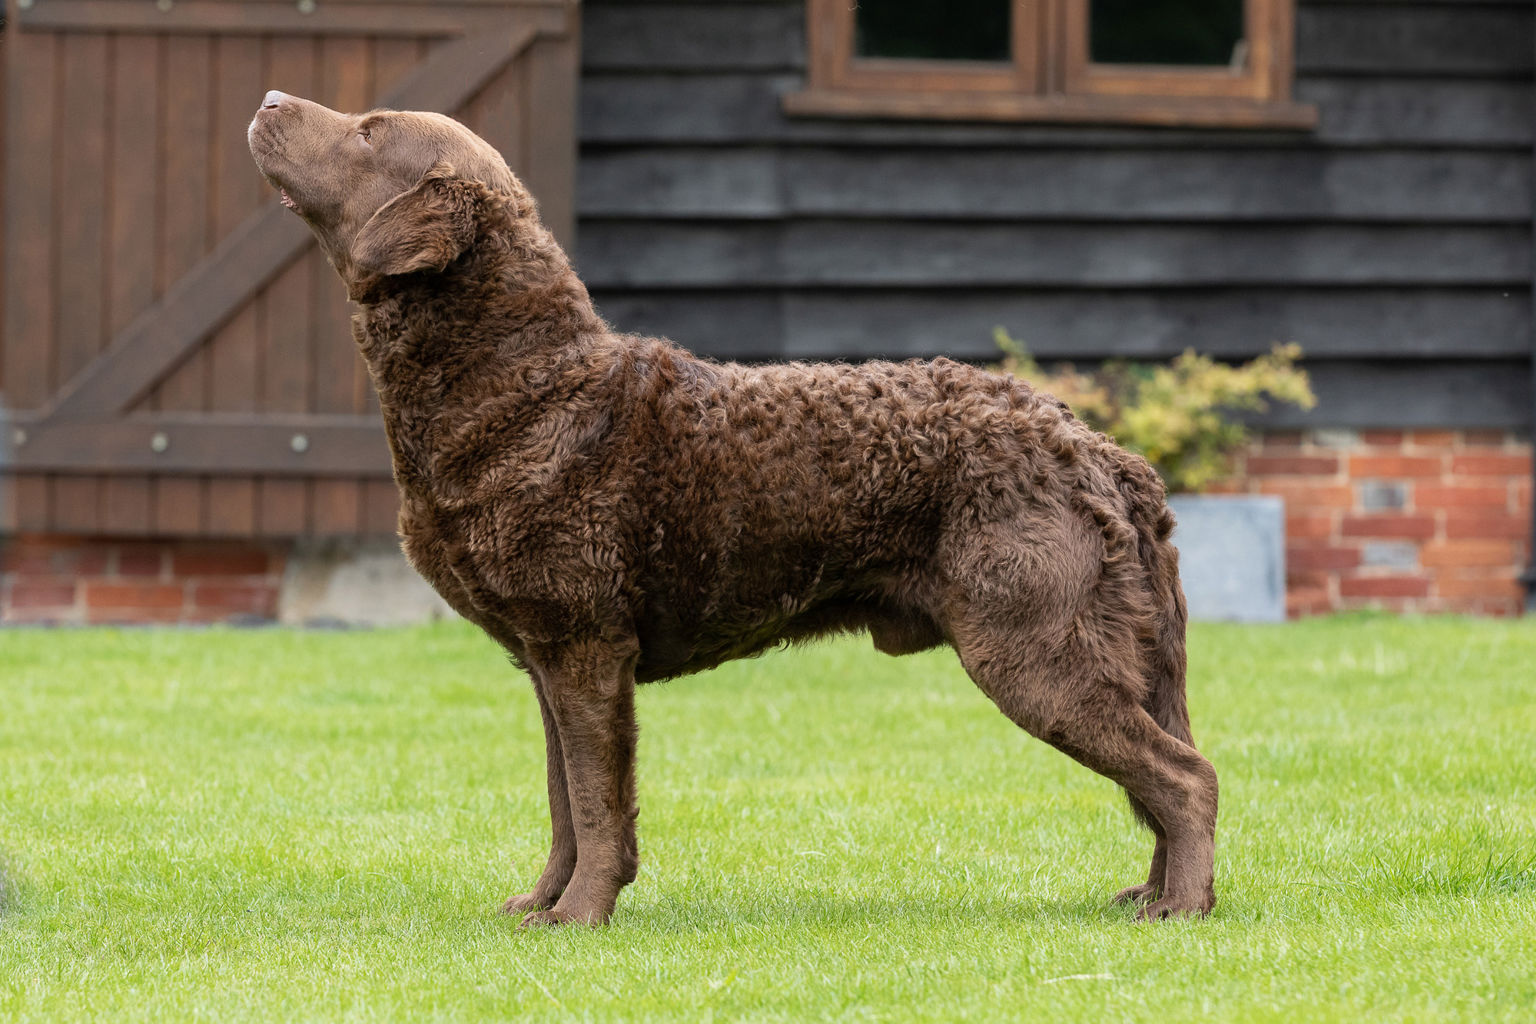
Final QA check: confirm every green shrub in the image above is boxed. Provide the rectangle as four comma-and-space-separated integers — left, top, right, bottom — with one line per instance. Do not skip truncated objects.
994, 329, 1316, 493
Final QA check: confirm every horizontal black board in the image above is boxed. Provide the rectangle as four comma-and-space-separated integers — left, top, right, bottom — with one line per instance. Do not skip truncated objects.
578, 148, 1532, 221
576, 222, 1530, 288
1251, 360, 1531, 429
588, 287, 1531, 361
583, 4, 802, 72
1296, 5, 1533, 77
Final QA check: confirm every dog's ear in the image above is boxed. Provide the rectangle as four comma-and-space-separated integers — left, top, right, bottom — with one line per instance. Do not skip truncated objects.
351, 162, 477, 278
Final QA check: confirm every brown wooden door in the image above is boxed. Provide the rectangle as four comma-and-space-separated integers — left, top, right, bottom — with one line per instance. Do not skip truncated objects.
1, 0, 578, 538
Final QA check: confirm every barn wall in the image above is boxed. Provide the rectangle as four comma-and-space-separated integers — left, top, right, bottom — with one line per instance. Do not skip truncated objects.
574, 0, 1535, 430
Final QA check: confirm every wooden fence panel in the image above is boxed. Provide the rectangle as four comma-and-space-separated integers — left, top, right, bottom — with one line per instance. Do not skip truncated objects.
1, 0, 581, 538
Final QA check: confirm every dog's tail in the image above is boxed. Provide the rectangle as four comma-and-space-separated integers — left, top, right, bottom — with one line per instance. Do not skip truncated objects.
1102, 449, 1194, 838
1113, 451, 1193, 749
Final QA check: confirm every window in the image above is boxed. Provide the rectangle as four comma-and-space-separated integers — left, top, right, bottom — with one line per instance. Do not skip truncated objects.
785, 0, 1316, 129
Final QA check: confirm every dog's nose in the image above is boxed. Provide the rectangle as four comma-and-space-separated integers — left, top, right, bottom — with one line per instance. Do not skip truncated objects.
262, 90, 287, 110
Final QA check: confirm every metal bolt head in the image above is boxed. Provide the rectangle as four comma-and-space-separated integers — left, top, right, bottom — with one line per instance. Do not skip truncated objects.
290, 433, 310, 453
150, 432, 170, 453
12, 428, 26, 447
156, 0, 174, 11
297, 0, 317, 13
18, 0, 35, 11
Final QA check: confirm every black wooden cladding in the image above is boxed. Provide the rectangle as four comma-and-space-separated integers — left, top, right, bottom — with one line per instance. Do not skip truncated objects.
574, 0, 1535, 429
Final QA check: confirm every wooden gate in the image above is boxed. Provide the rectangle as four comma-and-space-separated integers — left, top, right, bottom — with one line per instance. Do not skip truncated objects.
1, 0, 578, 537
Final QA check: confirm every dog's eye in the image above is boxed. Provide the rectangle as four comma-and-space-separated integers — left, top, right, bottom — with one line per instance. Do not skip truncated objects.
358, 127, 373, 146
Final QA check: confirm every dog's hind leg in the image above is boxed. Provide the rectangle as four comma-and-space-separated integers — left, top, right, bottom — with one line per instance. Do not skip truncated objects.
954, 613, 1217, 920
518, 639, 641, 927
501, 667, 578, 916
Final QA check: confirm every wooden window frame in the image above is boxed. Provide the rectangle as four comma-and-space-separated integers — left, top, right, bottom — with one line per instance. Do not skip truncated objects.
784, 0, 1317, 130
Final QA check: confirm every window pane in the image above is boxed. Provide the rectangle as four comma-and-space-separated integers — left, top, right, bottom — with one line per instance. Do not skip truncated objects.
855, 0, 1011, 62
1090, 0, 1244, 66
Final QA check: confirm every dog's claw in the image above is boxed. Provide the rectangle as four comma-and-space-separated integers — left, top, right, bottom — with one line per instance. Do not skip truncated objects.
501, 892, 556, 916
518, 903, 611, 929
518, 907, 607, 929
1134, 896, 1213, 922
1112, 882, 1160, 907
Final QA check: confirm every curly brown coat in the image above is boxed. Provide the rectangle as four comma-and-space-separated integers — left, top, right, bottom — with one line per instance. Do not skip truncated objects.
249, 93, 1218, 927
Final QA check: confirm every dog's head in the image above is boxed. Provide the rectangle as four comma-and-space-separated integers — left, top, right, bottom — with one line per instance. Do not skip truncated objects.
248, 92, 528, 292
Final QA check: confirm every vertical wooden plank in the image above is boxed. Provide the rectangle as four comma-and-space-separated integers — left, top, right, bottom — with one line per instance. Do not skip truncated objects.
0, 0, 7, 397
258, 477, 309, 536
262, 255, 316, 413
101, 38, 161, 540
153, 477, 206, 535
140, 49, 199, 552
203, 307, 260, 526
361, 479, 401, 538
206, 476, 257, 537
14, 476, 53, 533
108, 35, 162, 343
101, 477, 153, 535
51, 476, 101, 534
0, 476, 15, 536
521, 32, 578, 248
154, 34, 213, 413
3, 29, 57, 410
373, 36, 423, 101
55, 33, 109, 391
311, 479, 361, 536
260, 37, 318, 416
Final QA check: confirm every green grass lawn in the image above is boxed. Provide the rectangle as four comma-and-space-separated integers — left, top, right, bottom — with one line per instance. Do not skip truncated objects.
1, 616, 1534, 1022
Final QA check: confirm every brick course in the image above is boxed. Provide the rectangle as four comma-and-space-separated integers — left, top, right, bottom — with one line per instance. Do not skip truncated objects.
1, 536, 288, 625
1223, 429, 1533, 617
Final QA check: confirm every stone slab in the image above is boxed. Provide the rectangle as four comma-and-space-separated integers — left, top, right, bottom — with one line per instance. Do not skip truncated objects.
278, 540, 453, 628
1168, 494, 1286, 623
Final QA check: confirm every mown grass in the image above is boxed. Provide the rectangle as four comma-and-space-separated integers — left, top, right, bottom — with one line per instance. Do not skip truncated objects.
1, 616, 1534, 1022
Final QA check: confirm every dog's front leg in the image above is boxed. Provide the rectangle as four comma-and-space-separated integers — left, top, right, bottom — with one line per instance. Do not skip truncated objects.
518, 640, 640, 928
501, 668, 578, 916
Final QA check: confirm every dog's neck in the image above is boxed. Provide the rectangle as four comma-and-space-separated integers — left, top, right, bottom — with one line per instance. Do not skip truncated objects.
354, 206, 603, 394
349, 209, 608, 494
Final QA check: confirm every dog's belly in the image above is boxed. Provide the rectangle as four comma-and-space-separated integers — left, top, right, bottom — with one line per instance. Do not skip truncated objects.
629, 533, 944, 681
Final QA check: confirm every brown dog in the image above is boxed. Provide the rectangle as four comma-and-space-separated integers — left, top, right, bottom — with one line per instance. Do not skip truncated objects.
248, 92, 1218, 927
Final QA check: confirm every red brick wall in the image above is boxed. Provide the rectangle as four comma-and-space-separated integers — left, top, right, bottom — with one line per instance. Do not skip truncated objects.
1, 536, 289, 625
1214, 430, 1533, 617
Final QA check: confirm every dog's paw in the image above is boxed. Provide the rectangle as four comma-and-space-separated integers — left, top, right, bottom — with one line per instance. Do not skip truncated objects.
1112, 882, 1160, 907
1134, 895, 1213, 922
518, 904, 610, 929
516, 902, 611, 933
